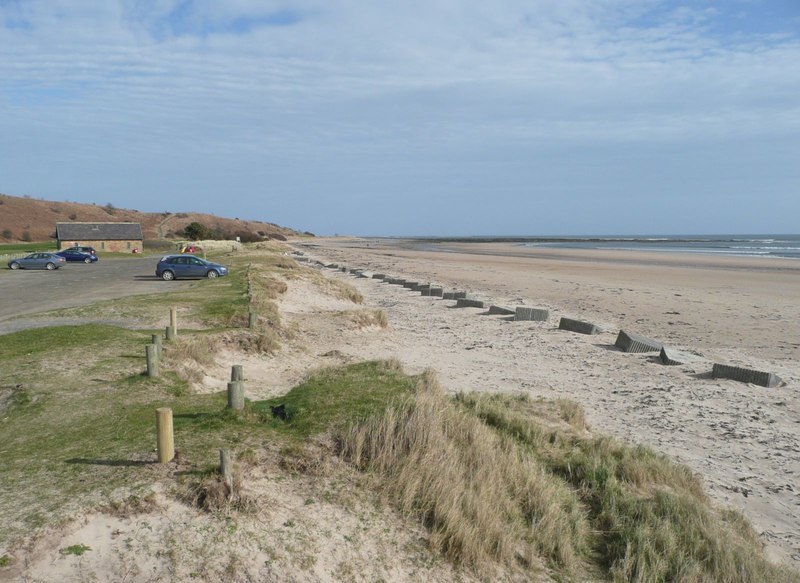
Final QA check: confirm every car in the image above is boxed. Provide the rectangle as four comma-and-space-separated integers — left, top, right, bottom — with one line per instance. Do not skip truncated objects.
63, 245, 97, 256
179, 243, 203, 254
155, 255, 229, 281
56, 249, 99, 263
8, 253, 67, 270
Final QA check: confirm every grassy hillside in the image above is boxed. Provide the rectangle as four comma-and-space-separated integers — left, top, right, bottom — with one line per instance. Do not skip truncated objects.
0, 192, 304, 243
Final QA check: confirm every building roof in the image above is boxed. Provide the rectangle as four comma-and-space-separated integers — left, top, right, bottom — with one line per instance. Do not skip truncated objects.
56, 222, 143, 241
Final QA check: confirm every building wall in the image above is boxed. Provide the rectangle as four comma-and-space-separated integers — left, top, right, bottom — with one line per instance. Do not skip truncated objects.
58, 239, 143, 252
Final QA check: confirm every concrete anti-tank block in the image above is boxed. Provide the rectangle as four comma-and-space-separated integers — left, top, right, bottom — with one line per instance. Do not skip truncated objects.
712, 363, 781, 388
372, 273, 385, 279
615, 330, 662, 353
488, 305, 515, 315
456, 298, 485, 308
515, 307, 549, 322
442, 291, 468, 300
659, 346, 686, 366
403, 281, 419, 289
558, 317, 599, 335
429, 287, 443, 297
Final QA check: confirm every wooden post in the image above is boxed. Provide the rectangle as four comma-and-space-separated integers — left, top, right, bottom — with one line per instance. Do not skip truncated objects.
248, 311, 257, 329
227, 381, 244, 410
151, 334, 162, 357
165, 325, 175, 341
231, 365, 244, 382
220, 449, 233, 490
156, 408, 174, 463
145, 344, 159, 378
169, 307, 177, 337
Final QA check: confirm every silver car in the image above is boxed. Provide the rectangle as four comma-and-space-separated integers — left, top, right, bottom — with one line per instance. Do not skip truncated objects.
7, 253, 67, 270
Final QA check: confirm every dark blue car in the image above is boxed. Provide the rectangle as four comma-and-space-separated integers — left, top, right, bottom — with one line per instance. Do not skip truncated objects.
156, 255, 229, 280
56, 249, 99, 263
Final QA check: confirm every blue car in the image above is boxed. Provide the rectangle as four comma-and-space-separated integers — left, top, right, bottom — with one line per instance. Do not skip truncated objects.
8, 253, 67, 270
56, 249, 99, 263
156, 255, 229, 280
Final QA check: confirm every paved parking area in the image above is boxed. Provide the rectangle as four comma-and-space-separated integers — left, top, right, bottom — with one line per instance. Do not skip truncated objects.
0, 256, 193, 322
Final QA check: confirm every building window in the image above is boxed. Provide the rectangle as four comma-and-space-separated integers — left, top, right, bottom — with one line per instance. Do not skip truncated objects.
101, 242, 106, 250
127, 242, 131, 249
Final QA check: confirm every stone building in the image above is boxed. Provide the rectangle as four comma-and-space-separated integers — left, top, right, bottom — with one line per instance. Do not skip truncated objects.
56, 222, 144, 252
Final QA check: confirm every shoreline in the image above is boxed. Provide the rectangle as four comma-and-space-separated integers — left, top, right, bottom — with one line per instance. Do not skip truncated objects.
377, 239, 800, 271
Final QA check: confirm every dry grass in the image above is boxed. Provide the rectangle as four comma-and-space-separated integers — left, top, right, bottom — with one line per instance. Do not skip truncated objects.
338, 371, 588, 577
99, 492, 159, 518
458, 393, 799, 583
162, 334, 221, 384
186, 470, 256, 514
341, 309, 389, 329
301, 269, 363, 303
222, 329, 282, 355
335, 380, 798, 582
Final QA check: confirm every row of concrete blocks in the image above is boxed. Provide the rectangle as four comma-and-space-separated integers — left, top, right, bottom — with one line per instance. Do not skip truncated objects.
614, 330, 781, 387
333, 264, 782, 388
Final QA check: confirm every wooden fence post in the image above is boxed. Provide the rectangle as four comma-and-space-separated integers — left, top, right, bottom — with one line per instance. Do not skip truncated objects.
165, 325, 175, 341
156, 408, 174, 463
248, 311, 257, 329
169, 307, 178, 337
227, 381, 244, 410
146, 344, 159, 378
151, 333, 162, 357
220, 449, 233, 490
231, 365, 244, 382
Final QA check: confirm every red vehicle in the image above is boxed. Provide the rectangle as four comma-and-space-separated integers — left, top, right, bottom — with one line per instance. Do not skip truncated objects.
179, 243, 203, 254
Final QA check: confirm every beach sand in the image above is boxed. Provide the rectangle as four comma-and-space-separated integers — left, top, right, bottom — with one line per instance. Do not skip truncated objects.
296, 237, 800, 566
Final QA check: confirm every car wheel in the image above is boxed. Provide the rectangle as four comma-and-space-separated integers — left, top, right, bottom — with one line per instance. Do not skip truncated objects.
161, 270, 175, 281
84, 257, 92, 264
46, 262, 56, 270
10, 262, 20, 270
207, 270, 219, 278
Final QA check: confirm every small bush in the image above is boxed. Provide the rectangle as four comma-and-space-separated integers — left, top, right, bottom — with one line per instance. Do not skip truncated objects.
1, 229, 11, 239
21, 231, 31, 242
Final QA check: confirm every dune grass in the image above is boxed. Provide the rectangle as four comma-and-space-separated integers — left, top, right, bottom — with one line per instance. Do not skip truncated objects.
338, 373, 590, 578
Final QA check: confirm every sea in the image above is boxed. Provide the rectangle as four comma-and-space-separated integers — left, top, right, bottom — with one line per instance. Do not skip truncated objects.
518, 235, 800, 259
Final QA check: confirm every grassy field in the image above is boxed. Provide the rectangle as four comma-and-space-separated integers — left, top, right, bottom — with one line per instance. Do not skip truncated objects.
0, 241, 57, 254
0, 243, 796, 582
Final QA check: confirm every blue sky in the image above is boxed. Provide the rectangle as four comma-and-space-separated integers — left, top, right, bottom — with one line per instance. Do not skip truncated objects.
1, 1, 798, 236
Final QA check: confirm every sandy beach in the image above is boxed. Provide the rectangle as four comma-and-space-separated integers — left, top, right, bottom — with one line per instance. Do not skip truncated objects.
294, 238, 800, 566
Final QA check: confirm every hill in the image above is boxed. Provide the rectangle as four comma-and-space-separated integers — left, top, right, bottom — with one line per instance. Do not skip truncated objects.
0, 192, 304, 243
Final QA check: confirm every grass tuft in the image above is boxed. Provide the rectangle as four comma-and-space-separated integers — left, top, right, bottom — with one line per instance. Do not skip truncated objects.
341, 309, 389, 329
338, 372, 588, 576
458, 392, 798, 583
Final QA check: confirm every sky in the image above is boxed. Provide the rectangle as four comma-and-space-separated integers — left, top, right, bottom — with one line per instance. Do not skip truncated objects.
1, 0, 798, 236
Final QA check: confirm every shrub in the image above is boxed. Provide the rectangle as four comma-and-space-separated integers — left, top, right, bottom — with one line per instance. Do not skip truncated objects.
1, 229, 11, 239
184, 221, 211, 241
21, 231, 31, 242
